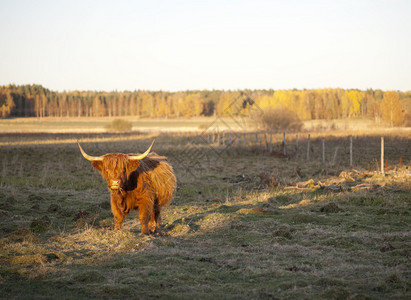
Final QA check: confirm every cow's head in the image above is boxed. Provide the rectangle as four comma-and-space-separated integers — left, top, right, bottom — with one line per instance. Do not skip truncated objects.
78, 140, 155, 192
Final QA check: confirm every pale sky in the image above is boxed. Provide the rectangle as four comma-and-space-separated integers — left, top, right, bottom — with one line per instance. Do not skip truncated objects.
0, 0, 410, 92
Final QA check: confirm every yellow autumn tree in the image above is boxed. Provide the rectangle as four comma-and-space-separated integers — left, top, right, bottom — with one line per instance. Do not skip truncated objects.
367, 98, 381, 122
381, 91, 405, 126
274, 90, 296, 111
180, 93, 201, 117
347, 90, 363, 117
255, 94, 274, 110
140, 92, 154, 117
296, 90, 311, 120
155, 94, 167, 118
217, 92, 235, 116
340, 90, 362, 118
191, 93, 204, 117
0, 92, 15, 118
169, 92, 184, 118
92, 95, 107, 117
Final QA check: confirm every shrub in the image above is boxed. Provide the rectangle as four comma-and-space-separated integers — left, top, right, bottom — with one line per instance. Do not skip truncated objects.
253, 107, 303, 132
105, 119, 132, 132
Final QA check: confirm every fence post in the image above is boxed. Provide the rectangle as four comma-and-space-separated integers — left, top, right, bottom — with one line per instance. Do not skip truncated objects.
283, 132, 286, 156
350, 135, 353, 167
270, 133, 273, 153
264, 132, 268, 152
381, 137, 385, 176
243, 133, 246, 148
307, 134, 310, 160
322, 138, 325, 164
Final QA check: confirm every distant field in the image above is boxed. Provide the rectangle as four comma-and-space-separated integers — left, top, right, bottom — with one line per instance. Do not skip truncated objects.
0, 124, 410, 298
0, 116, 404, 134
0, 117, 245, 133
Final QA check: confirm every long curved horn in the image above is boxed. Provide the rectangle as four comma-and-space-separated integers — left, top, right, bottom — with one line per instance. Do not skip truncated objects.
129, 140, 155, 160
78, 143, 103, 161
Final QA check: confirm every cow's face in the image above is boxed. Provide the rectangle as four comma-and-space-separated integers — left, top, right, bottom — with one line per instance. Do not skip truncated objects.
78, 140, 155, 192
94, 154, 133, 191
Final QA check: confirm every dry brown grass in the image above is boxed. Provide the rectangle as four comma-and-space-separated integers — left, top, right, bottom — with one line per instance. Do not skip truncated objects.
0, 128, 410, 299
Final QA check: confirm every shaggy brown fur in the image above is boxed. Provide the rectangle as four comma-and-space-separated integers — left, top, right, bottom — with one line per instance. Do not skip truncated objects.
89, 151, 176, 234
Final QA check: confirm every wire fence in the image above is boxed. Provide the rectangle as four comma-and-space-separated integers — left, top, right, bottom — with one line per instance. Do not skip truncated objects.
163, 130, 410, 173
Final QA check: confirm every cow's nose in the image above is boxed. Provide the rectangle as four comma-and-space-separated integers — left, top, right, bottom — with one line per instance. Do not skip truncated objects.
110, 180, 120, 190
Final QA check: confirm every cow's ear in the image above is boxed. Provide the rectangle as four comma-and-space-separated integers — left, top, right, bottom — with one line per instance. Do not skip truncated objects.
92, 161, 103, 172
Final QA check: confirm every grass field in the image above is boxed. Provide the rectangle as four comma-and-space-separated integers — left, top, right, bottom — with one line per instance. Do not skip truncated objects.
0, 116, 402, 134
0, 117, 244, 133
0, 121, 410, 299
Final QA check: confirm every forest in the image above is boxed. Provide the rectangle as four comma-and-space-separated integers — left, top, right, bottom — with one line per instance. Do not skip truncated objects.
0, 84, 409, 126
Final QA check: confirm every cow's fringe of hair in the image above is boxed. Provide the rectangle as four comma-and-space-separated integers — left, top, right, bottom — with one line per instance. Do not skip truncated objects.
98, 153, 129, 182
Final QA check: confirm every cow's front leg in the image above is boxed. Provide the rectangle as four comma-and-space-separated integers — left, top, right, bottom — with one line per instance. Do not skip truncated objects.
110, 193, 124, 230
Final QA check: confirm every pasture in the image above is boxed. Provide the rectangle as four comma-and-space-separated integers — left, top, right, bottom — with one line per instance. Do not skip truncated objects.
0, 117, 242, 133
0, 127, 410, 299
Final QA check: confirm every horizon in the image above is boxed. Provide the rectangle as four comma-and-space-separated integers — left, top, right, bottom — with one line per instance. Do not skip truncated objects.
2, 83, 410, 94
1, 1, 410, 92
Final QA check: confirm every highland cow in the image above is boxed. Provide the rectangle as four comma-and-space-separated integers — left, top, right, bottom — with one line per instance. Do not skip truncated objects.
78, 140, 176, 234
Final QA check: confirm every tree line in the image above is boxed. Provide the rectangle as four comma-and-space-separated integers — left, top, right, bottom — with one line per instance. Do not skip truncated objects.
0, 84, 409, 126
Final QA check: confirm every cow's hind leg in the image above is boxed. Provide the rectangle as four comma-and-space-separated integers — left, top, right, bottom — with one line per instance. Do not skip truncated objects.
148, 198, 161, 234
138, 200, 155, 235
